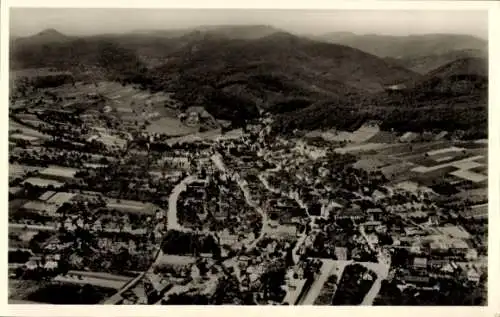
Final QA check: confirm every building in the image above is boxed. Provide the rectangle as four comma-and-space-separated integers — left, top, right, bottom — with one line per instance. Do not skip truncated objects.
400, 132, 419, 143
413, 257, 428, 272
366, 208, 383, 221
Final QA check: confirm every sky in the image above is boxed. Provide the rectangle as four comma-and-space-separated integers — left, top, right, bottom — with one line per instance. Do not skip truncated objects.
10, 8, 488, 39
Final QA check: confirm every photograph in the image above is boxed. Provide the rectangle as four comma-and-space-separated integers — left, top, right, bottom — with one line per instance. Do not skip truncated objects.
4, 4, 492, 308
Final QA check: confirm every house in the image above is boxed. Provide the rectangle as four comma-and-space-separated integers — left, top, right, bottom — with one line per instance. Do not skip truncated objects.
466, 268, 480, 283
404, 275, 430, 284
465, 248, 478, 261
372, 190, 386, 201
366, 208, 383, 221
413, 257, 428, 272
400, 132, 419, 143
334, 247, 348, 261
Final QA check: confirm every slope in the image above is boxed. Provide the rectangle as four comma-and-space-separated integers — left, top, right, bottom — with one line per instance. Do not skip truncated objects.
274, 57, 487, 138
318, 33, 488, 74
139, 32, 419, 122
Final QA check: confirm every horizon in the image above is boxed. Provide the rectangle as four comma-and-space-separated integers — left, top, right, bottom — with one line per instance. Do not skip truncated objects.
9, 8, 488, 40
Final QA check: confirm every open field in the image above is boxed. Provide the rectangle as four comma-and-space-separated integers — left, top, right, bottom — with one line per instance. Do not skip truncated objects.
450, 169, 488, 183
9, 164, 41, 180
9, 120, 49, 139
40, 166, 79, 179
411, 155, 484, 173
54, 274, 128, 290
22, 178, 64, 188
312, 124, 380, 144
105, 198, 156, 215
366, 131, 399, 143
146, 117, 198, 136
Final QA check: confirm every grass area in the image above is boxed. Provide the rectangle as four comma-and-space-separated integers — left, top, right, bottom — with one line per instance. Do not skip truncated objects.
146, 117, 198, 136
366, 131, 399, 143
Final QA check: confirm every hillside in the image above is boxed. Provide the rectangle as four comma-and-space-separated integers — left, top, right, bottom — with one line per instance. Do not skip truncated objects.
318, 33, 488, 73
10, 27, 486, 138
274, 57, 487, 138
409, 57, 487, 93
136, 32, 419, 123
10, 25, 284, 70
389, 49, 487, 74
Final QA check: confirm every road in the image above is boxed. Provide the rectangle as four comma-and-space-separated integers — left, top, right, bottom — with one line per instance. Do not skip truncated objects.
298, 259, 352, 305
359, 260, 390, 305
167, 175, 198, 232
299, 259, 336, 305
358, 224, 391, 305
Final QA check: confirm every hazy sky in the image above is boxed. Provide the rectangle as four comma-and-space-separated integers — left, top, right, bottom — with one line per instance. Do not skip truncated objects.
10, 8, 488, 39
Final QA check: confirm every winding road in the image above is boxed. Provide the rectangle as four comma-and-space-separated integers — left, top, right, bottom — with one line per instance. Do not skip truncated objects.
167, 175, 198, 232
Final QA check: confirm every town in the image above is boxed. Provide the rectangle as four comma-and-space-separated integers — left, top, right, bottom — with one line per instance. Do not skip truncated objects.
8, 75, 487, 305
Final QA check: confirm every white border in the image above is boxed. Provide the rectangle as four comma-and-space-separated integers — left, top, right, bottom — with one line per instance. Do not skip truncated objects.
1, 1, 499, 316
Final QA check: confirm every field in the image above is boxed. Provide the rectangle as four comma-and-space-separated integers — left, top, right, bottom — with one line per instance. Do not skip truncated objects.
54, 273, 128, 290
450, 170, 487, 183
366, 131, 399, 143
9, 164, 41, 180
9, 120, 49, 139
21, 201, 59, 215
40, 166, 79, 179
22, 177, 64, 188
313, 124, 380, 144
46, 192, 76, 205
104, 198, 156, 215
146, 116, 198, 136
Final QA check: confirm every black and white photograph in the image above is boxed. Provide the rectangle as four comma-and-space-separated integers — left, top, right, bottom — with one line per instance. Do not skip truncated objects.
2, 1, 496, 310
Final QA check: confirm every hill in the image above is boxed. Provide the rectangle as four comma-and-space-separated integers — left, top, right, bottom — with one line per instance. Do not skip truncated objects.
412, 56, 487, 92
136, 32, 419, 123
14, 28, 71, 45
318, 33, 488, 73
274, 57, 487, 138
388, 49, 487, 74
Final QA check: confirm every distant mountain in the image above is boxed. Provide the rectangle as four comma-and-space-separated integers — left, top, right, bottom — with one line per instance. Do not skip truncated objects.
385, 49, 487, 74
14, 28, 71, 45
411, 57, 487, 93
132, 24, 282, 40
318, 33, 487, 58
9, 25, 285, 70
317, 33, 488, 74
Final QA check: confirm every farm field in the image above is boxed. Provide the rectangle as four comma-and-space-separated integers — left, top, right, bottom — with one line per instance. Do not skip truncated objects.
9, 164, 41, 180
146, 116, 198, 136
9, 120, 49, 139
104, 198, 157, 215
22, 177, 64, 188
